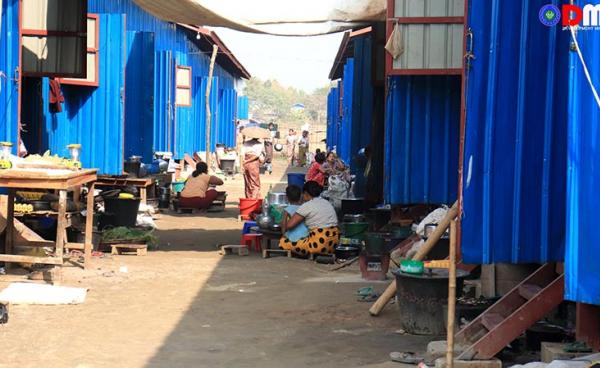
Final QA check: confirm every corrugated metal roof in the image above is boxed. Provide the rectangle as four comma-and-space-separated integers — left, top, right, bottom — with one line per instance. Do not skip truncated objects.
461, 0, 569, 264
384, 75, 460, 205
565, 18, 600, 306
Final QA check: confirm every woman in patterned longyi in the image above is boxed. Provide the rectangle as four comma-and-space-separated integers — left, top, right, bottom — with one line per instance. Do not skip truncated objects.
279, 181, 339, 256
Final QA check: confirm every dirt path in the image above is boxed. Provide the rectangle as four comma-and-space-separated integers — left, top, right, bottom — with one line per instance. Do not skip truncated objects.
0, 161, 430, 367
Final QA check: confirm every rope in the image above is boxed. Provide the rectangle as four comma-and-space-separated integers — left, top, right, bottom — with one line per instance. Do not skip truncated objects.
569, 26, 600, 109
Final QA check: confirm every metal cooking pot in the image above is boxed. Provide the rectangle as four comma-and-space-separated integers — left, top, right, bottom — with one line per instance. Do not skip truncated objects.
268, 192, 288, 205
335, 245, 361, 260
343, 214, 366, 223
256, 213, 273, 229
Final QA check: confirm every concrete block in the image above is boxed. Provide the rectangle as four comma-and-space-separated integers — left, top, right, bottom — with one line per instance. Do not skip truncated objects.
426, 340, 468, 363
435, 357, 502, 368
541, 342, 593, 363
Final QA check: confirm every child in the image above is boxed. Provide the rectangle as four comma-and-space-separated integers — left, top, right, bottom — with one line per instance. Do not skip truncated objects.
279, 185, 310, 248
305, 151, 327, 186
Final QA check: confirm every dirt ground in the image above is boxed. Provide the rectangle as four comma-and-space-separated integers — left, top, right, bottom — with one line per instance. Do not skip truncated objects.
0, 160, 432, 368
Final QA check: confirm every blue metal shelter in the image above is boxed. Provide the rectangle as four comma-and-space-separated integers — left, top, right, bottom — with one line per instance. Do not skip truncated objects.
461, 0, 569, 264
565, 8, 600, 306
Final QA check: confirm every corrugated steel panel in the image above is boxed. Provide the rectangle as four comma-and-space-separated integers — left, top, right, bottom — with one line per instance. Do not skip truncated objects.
217, 88, 237, 147
237, 95, 249, 120
391, 0, 464, 71
153, 50, 175, 153
125, 31, 155, 161
326, 84, 340, 151
461, 0, 569, 264
39, 13, 126, 174
565, 20, 600, 306
0, 0, 19, 144
384, 75, 460, 205
338, 58, 354, 164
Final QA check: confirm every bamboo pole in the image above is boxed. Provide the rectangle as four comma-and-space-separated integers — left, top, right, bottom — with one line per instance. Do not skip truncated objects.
446, 220, 457, 368
205, 45, 218, 165
369, 201, 458, 316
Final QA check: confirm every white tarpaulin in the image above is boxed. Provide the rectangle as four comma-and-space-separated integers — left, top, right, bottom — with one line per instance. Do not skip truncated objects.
133, 0, 386, 35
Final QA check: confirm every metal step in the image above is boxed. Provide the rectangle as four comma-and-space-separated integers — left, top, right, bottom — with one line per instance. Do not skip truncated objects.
455, 263, 564, 360
519, 283, 543, 300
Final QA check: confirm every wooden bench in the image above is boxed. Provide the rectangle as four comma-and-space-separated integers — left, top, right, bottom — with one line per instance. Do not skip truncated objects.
110, 243, 147, 256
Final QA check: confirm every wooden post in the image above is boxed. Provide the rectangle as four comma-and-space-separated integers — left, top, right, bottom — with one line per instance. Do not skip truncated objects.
5, 189, 15, 270
55, 190, 67, 261
205, 44, 218, 165
84, 183, 95, 269
446, 220, 457, 368
369, 201, 459, 316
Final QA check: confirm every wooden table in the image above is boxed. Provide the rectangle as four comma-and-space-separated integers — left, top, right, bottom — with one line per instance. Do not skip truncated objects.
95, 176, 154, 205
0, 168, 97, 270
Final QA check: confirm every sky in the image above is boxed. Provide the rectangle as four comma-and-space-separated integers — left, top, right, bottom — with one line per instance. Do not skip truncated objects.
211, 27, 344, 93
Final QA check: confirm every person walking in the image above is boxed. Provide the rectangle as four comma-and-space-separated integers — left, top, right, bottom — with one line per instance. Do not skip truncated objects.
286, 129, 297, 166
297, 130, 309, 167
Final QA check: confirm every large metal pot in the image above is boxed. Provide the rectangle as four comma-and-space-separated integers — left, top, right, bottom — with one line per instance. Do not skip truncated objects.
268, 192, 288, 205
256, 213, 274, 229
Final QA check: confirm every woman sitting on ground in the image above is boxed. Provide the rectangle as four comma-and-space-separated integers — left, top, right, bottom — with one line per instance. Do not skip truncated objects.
180, 162, 224, 209
279, 181, 339, 256
279, 185, 310, 249
305, 151, 327, 186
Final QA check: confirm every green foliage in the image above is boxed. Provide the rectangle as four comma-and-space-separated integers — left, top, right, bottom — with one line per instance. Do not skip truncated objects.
244, 78, 329, 126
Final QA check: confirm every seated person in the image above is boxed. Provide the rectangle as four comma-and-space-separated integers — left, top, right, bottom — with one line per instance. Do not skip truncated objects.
279, 181, 339, 256
279, 185, 310, 248
180, 162, 224, 209
305, 151, 326, 186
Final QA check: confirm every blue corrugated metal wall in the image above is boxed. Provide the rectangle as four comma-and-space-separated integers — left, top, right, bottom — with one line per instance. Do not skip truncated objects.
125, 31, 155, 161
565, 15, 600, 305
339, 58, 354, 164
237, 95, 249, 120
350, 36, 373, 164
39, 14, 126, 174
384, 76, 460, 205
89, 0, 239, 160
461, 0, 569, 264
0, 0, 19, 144
218, 88, 237, 147
326, 83, 340, 151
153, 50, 174, 153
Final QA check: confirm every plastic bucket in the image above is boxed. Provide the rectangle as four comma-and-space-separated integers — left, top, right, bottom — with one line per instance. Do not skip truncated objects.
287, 173, 306, 188
103, 197, 141, 228
341, 222, 369, 240
239, 198, 263, 219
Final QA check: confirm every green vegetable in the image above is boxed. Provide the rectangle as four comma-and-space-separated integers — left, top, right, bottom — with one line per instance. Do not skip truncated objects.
101, 227, 158, 247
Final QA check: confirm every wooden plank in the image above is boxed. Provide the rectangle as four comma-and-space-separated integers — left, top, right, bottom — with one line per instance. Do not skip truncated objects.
5, 190, 15, 269
65, 242, 85, 250
0, 254, 63, 265
15, 240, 55, 248
54, 190, 67, 260
0, 168, 97, 180
84, 182, 95, 269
